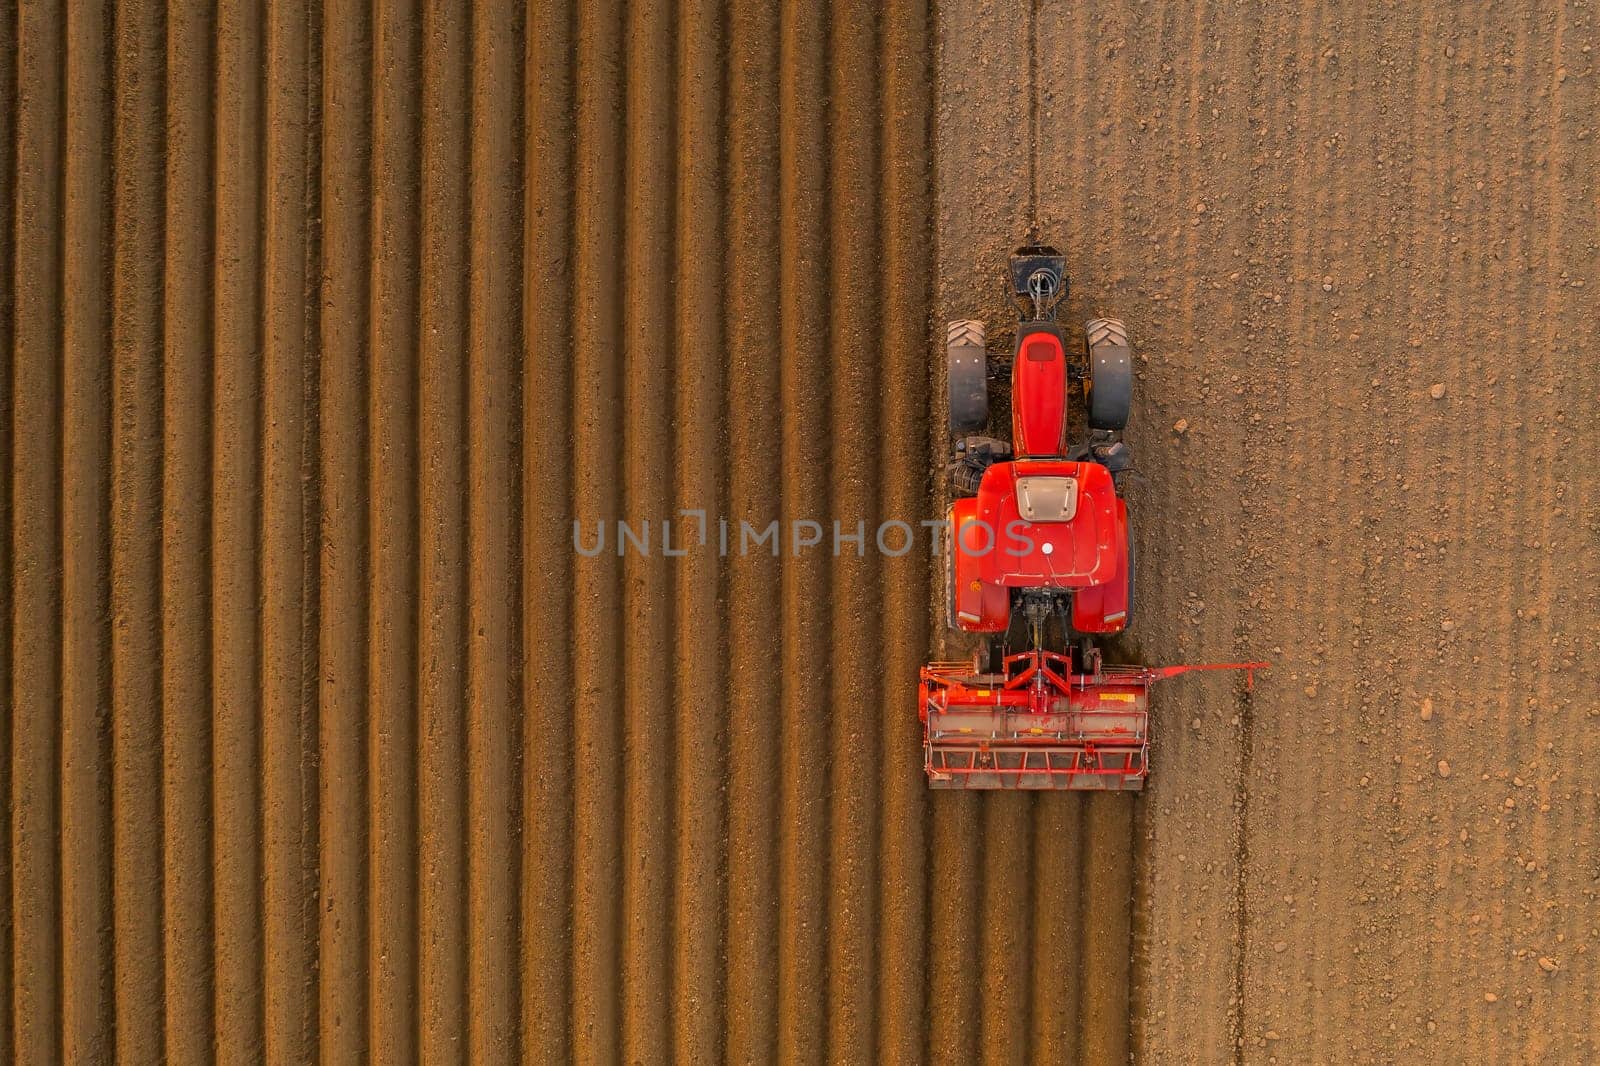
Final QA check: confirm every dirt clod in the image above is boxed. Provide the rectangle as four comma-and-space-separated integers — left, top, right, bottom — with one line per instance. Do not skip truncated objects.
1437, 760, 1452, 778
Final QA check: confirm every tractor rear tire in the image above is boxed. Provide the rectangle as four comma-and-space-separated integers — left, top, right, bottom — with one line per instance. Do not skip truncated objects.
1085, 317, 1133, 431
947, 319, 988, 434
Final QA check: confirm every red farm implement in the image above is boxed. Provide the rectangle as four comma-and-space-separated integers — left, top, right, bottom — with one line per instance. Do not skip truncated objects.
929, 245, 1266, 790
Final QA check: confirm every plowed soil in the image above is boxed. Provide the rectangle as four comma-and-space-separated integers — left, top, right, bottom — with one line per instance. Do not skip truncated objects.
2, 1, 1596, 1064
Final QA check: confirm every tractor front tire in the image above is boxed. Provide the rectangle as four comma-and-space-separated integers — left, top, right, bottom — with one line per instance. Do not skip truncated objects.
1085, 317, 1133, 431
947, 319, 988, 434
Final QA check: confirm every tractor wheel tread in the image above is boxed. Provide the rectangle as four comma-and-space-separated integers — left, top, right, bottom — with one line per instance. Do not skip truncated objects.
1085, 317, 1133, 431
946, 319, 988, 434
1085, 317, 1127, 348
947, 319, 985, 348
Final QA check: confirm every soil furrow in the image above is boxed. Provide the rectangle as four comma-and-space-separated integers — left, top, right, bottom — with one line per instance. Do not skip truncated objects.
465, 0, 524, 1058
261, 0, 319, 1057
9, 1, 66, 1058
161, 2, 219, 1055
723, 1, 783, 1059
418, 0, 472, 1056
519, 0, 575, 1059
669, 0, 727, 1059
568, 0, 625, 1061
824, 0, 882, 1061
874, 3, 933, 1060
1027, 794, 1082, 1065
978, 795, 1033, 1065
316, 0, 374, 1055
368, 0, 423, 1057
211, 0, 268, 1055
60, 0, 115, 1056
109, 0, 168, 1056
0, 1, 14, 1054
619, 0, 675, 1058
775, 2, 832, 1059
1076, 795, 1133, 1064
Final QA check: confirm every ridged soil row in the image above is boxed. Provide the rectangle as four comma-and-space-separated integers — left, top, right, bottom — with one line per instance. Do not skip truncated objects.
466, 0, 524, 1057
929, 2, 1031, 1062
825, 0, 881, 1059
11, 0, 65, 1060
213, 0, 267, 1054
976, 788, 1035, 1066
723, 0, 782, 1058
110, 0, 167, 1058
522, 0, 574, 1059
163, 0, 218, 1056
669, 0, 727, 1058
620, 0, 674, 1058
776, 0, 830, 1058
570, 0, 625, 1061
420, 0, 472, 1056
263, 0, 320, 1058
0, 0, 14, 1053
61, 0, 115, 1059
875, 3, 933, 1061
317, 0, 373, 1054
569, 1, 624, 1061
369, 0, 422, 1058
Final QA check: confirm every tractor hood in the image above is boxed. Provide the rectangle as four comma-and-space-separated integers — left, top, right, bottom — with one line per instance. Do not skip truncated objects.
960, 459, 1122, 587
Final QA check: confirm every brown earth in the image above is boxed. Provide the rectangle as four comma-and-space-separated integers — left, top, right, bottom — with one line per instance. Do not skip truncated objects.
2, 1, 1596, 1064
938, 1, 1597, 1063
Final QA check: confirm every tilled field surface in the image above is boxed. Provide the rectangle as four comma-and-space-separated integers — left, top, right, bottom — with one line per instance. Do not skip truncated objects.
3, 1, 1597, 1064
940, 0, 1598, 1062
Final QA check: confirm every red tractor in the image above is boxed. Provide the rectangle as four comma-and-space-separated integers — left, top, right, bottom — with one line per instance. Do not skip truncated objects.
922, 246, 1263, 790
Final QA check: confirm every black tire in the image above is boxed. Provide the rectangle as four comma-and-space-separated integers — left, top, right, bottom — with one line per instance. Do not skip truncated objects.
1085, 317, 1133, 431
947, 319, 988, 434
